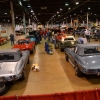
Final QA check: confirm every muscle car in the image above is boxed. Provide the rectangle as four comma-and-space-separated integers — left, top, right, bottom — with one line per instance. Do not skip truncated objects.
0, 49, 30, 95
12, 39, 35, 54
65, 44, 100, 77
56, 36, 77, 52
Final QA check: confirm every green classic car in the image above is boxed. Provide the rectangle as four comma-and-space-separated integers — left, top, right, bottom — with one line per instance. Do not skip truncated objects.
59, 36, 77, 52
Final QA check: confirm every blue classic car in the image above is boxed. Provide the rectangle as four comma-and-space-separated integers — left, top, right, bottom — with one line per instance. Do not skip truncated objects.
65, 44, 100, 77
26, 35, 36, 43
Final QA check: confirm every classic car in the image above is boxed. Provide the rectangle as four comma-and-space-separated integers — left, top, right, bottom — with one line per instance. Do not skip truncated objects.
65, 44, 100, 77
0, 49, 30, 95
12, 39, 35, 54
0, 36, 7, 45
26, 35, 36, 43
56, 36, 77, 52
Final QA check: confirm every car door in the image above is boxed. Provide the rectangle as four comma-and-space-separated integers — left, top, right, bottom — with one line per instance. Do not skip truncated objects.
68, 47, 78, 64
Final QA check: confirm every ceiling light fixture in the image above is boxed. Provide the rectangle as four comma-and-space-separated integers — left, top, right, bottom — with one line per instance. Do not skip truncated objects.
4, 12, 7, 15
27, 5, 31, 7
60, 8, 63, 11
76, 2, 79, 5
65, 2, 69, 6
68, 7, 71, 10
31, 10, 33, 12
88, 7, 91, 10
57, 11, 59, 14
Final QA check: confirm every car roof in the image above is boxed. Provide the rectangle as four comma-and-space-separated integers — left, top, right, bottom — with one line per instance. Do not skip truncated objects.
0, 49, 20, 53
76, 43, 100, 47
67, 36, 74, 38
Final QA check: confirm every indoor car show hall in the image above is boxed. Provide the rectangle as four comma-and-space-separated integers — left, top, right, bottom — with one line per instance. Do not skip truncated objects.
1, 35, 100, 96
1, 0, 100, 99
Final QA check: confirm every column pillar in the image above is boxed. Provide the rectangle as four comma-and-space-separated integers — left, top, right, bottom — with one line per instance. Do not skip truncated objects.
86, 12, 89, 28
10, 1, 16, 39
96, 18, 98, 26
23, 13, 26, 35
71, 18, 73, 27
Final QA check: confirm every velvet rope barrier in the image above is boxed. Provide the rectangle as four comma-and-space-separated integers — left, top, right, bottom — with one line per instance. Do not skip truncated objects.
0, 89, 100, 100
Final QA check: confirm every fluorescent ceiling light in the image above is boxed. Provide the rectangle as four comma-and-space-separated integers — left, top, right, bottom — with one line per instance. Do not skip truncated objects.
88, 7, 91, 10
65, 3, 69, 6
68, 7, 71, 10
28, 5, 31, 7
31, 10, 33, 12
4, 12, 7, 15
76, 2, 79, 5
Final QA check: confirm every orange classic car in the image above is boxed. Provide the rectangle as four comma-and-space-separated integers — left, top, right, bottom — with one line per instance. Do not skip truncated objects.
12, 39, 35, 54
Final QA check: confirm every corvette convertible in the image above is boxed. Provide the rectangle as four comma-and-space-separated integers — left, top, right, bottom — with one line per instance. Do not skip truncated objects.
0, 49, 30, 95
12, 39, 35, 54
65, 44, 100, 77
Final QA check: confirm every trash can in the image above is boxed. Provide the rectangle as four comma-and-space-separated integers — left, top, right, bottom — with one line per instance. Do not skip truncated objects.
45, 42, 49, 52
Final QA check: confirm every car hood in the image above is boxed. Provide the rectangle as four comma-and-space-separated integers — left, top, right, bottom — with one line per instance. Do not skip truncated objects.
82, 55, 100, 69
13, 44, 30, 50
0, 62, 18, 77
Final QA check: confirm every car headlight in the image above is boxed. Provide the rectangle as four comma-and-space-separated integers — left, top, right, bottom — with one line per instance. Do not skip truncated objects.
71, 42, 74, 45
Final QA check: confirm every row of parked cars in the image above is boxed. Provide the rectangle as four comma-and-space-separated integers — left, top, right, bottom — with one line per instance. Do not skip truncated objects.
55, 33, 100, 78
0, 34, 36, 95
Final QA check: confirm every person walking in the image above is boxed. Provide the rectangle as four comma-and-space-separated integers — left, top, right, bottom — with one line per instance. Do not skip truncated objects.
10, 33, 14, 45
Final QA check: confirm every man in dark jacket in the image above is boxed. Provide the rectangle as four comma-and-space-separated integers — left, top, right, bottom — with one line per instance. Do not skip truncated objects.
10, 33, 14, 45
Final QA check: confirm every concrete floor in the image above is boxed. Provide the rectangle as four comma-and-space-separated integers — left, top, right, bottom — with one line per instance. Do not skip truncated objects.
1, 35, 100, 96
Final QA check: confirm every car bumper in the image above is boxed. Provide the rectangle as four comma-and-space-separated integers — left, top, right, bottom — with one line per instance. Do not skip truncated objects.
81, 69, 100, 75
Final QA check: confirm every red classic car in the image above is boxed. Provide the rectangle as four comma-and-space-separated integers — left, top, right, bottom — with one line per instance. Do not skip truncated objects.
0, 36, 7, 45
12, 39, 35, 54
56, 33, 66, 41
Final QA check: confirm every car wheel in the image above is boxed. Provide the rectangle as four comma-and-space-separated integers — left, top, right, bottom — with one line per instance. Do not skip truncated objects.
27, 57, 30, 64
75, 63, 83, 77
0, 83, 9, 96
30, 49, 33, 54
60, 47, 64, 52
19, 70, 26, 81
66, 54, 69, 62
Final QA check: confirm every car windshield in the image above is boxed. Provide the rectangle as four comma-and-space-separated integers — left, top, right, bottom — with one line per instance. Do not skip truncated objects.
64, 38, 74, 41
17, 40, 30, 44
26, 35, 35, 38
84, 47, 100, 54
0, 54, 14, 60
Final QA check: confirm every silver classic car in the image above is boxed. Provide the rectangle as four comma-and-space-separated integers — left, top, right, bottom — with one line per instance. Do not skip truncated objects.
65, 44, 100, 77
0, 49, 30, 95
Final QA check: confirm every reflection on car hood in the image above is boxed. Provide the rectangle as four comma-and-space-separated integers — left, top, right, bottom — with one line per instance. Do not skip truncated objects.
13, 44, 30, 49
0, 62, 17, 77
82, 55, 100, 69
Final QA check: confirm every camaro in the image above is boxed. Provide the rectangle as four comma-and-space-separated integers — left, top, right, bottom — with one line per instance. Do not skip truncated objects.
65, 44, 100, 77
0, 49, 30, 95
12, 39, 35, 54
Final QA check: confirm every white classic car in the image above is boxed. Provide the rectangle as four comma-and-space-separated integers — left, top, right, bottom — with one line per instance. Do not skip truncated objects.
0, 49, 30, 95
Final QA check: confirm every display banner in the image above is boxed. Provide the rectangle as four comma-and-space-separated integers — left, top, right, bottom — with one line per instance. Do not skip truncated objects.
0, 27, 7, 37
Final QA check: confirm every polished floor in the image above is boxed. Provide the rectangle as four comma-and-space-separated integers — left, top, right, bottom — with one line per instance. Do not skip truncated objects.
1, 35, 100, 96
